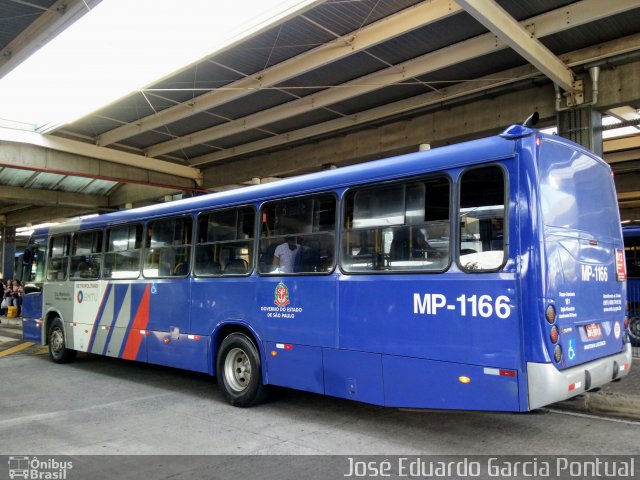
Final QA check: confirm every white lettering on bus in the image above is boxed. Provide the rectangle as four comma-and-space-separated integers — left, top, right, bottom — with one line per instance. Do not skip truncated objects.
413, 293, 511, 318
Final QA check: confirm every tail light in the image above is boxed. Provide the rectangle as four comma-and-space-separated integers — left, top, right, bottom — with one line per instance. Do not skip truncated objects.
553, 345, 562, 363
550, 325, 559, 344
545, 304, 556, 324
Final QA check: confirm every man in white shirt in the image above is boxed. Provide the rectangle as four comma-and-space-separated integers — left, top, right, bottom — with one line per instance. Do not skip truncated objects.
273, 236, 299, 273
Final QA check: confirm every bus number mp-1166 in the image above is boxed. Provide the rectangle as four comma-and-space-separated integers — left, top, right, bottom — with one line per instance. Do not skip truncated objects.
413, 293, 512, 319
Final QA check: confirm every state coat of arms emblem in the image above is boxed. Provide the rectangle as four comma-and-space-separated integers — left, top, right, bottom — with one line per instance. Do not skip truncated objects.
274, 281, 291, 308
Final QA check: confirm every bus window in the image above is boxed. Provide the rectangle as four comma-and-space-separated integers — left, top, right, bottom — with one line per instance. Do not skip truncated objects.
21, 241, 45, 286
144, 217, 193, 277
104, 224, 143, 279
70, 231, 103, 280
342, 177, 450, 273
195, 206, 255, 276
46, 235, 70, 281
259, 194, 336, 274
458, 166, 506, 271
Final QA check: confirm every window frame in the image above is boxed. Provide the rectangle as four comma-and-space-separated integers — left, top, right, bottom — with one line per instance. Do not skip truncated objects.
46, 234, 71, 281
69, 229, 104, 281
455, 163, 509, 274
142, 215, 194, 279
340, 174, 453, 275
258, 192, 338, 276
194, 205, 256, 277
103, 222, 144, 280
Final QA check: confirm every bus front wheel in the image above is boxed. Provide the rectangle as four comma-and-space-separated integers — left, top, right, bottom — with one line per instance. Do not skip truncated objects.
216, 333, 268, 407
48, 318, 77, 364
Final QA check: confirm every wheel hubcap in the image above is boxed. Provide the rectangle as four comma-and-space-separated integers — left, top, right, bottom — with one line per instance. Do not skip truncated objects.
224, 347, 251, 392
50, 328, 64, 354
630, 317, 640, 339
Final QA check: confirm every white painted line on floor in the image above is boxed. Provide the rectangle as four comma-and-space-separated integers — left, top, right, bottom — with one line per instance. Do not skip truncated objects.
546, 408, 640, 426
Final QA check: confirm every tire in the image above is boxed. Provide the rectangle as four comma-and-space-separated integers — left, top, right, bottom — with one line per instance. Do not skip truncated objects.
216, 333, 268, 407
48, 318, 77, 364
629, 315, 640, 347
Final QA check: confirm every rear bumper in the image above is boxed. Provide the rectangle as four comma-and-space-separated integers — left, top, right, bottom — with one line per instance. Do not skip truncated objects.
527, 344, 632, 410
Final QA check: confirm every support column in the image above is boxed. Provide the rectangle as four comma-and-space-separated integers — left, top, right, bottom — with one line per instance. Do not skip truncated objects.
557, 107, 603, 157
1, 226, 16, 280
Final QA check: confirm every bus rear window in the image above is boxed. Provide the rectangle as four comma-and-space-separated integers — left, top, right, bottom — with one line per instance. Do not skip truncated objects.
539, 140, 620, 239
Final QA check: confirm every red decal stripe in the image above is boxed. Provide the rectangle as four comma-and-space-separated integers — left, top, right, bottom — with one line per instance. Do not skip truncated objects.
122, 285, 151, 360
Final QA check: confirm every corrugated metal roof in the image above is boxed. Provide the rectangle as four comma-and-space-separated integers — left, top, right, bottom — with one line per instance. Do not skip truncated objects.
60, 0, 640, 165
27, 172, 66, 189
0, 167, 35, 186
0, 0, 57, 50
541, 9, 640, 55
1, 0, 639, 226
304, 0, 421, 35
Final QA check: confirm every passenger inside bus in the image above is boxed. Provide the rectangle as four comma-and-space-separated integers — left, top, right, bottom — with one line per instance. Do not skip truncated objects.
272, 235, 299, 273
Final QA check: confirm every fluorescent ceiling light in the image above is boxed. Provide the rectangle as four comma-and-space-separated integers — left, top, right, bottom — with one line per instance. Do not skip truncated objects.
0, 0, 316, 131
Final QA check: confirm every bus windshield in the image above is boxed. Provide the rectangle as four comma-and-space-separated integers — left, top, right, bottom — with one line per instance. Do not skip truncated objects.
539, 139, 620, 240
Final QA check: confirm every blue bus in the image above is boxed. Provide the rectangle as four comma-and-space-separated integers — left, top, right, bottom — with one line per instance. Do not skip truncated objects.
19, 122, 632, 411
623, 226, 640, 346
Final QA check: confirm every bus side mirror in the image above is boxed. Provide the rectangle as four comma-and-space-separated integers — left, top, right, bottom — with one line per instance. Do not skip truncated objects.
22, 248, 33, 264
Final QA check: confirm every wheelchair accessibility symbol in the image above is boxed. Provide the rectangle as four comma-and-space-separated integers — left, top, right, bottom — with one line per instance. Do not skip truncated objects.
567, 339, 576, 361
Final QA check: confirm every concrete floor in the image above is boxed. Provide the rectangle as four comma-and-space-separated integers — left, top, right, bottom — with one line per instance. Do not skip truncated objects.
0, 343, 639, 458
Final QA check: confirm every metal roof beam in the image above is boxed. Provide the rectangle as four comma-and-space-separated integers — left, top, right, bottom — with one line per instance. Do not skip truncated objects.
0, 184, 107, 208
96, 0, 462, 147
192, 32, 640, 168
149, 0, 636, 159
604, 135, 640, 153
455, 0, 576, 93
0, 0, 99, 79
0, 127, 202, 183
5, 206, 94, 227
200, 52, 640, 187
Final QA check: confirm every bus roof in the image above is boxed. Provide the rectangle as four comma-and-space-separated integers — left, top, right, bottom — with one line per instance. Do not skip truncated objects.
32, 127, 531, 237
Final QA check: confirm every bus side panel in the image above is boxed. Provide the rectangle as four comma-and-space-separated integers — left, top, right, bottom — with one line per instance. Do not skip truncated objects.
22, 318, 43, 344
338, 274, 520, 410
257, 276, 337, 346
338, 275, 519, 366
43, 282, 75, 346
264, 342, 324, 393
382, 355, 519, 411
145, 279, 190, 333
21, 291, 43, 343
190, 277, 259, 337
322, 348, 384, 405
258, 275, 337, 393
147, 331, 209, 373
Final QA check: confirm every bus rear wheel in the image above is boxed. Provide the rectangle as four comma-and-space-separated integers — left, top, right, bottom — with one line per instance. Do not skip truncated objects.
48, 318, 77, 364
216, 333, 268, 407
629, 315, 640, 346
